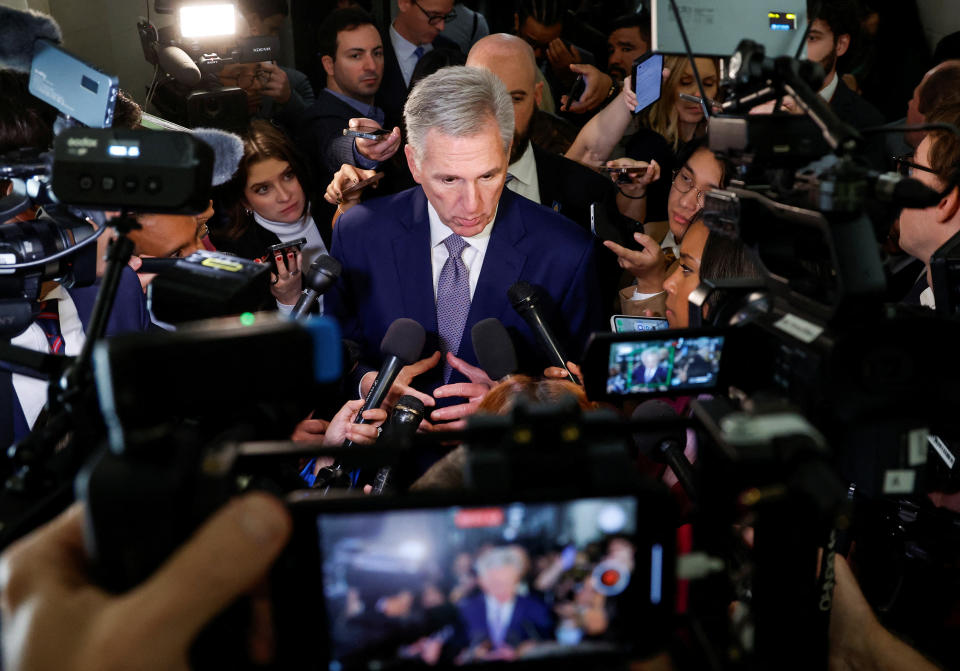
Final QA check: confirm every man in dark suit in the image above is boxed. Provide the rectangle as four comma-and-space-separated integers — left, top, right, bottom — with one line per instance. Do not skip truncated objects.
453, 546, 554, 661
805, 0, 886, 168
297, 8, 402, 179
327, 66, 602, 423
378, 0, 462, 129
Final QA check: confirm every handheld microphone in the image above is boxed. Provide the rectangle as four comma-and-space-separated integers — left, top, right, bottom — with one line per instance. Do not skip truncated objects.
631, 400, 697, 503
156, 44, 201, 87
344, 318, 426, 448
0, 7, 61, 72
507, 281, 580, 384
190, 127, 244, 186
872, 171, 944, 209
370, 395, 426, 495
471, 317, 518, 381
292, 254, 342, 320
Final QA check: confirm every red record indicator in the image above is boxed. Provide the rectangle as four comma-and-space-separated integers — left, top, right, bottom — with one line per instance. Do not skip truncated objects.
591, 559, 631, 596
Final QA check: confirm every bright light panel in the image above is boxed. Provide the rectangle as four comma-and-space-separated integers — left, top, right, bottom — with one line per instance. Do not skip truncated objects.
179, 4, 236, 39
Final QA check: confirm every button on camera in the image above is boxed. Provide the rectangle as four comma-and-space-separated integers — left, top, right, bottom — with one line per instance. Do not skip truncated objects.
78, 175, 94, 191
101, 176, 116, 191
145, 176, 162, 194
122, 175, 139, 193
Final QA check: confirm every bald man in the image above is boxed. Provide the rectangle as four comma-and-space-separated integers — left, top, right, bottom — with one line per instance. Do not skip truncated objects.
467, 34, 628, 314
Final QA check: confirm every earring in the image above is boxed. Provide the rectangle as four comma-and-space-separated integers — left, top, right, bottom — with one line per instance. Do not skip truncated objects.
244, 208, 252, 215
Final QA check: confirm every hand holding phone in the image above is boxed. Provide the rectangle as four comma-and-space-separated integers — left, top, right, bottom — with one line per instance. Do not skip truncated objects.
342, 125, 390, 141
632, 52, 664, 114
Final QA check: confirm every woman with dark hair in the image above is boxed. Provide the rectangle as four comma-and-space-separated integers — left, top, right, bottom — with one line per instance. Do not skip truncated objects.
212, 120, 330, 310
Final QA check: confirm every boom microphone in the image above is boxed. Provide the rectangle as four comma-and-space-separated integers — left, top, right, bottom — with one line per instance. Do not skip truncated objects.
292, 254, 342, 320
0, 7, 61, 72
370, 395, 426, 495
190, 127, 244, 186
631, 400, 697, 503
156, 44, 201, 87
471, 318, 517, 381
507, 281, 580, 384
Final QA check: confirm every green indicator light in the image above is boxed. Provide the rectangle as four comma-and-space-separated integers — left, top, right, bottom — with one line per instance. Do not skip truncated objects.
240, 312, 256, 326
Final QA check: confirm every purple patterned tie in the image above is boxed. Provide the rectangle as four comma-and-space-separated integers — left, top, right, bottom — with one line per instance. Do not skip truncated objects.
436, 234, 471, 383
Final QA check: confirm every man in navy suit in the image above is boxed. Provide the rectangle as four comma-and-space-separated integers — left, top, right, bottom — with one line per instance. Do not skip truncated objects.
453, 546, 554, 661
327, 66, 603, 424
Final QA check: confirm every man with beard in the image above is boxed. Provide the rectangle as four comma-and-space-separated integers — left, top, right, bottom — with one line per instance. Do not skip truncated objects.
606, 12, 650, 85
467, 34, 626, 310
805, 0, 886, 168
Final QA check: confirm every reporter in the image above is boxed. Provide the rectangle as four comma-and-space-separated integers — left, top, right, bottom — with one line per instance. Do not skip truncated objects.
213, 120, 329, 311
0, 494, 291, 671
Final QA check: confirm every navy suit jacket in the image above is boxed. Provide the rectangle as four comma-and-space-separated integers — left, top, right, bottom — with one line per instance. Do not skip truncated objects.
1, 266, 151, 446
377, 32, 461, 129
455, 593, 554, 650
326, 186, 604, 393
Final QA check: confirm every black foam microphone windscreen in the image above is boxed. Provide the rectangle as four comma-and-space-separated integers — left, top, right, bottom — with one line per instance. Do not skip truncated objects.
156, 44, 201, 87
471, 317, 518, 381
508, 281, 579, 384
292, 255, 343, 319
631, 400, 697, 502
0, 7, 61, 72
191, 127, 244, 186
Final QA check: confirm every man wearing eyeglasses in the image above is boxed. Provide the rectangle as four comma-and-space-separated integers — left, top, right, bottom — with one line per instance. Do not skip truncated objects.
897, 99, 960, 308
379, 0, 462, 128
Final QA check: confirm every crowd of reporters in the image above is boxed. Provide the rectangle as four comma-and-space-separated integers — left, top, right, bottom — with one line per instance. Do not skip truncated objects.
2, 0, 960, 668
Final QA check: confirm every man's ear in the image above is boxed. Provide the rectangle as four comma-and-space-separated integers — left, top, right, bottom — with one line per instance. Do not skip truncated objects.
835, 33, 851, 58
405, 144, 421, 184
321, 54, 336, 78
534, 80, 543, 108
936, 185, 960, 224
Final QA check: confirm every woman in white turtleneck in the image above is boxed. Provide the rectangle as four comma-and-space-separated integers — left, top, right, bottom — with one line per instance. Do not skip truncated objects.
214, 120, 330, 312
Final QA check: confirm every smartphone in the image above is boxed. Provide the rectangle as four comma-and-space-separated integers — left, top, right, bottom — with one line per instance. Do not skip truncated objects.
605, 165, 648, 185
258, 237, 306, 270
339, 171, 385, 198
342, 126, 390, 141
632, 52, 664, 114
610, 315, 670, 333
583, 328, 728, 400
566, 74, 587, 107
274, 487, 676, 668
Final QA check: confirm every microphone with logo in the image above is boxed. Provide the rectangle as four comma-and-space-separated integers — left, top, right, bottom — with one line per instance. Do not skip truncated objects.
507, 281, 580, 384
369, 394, 426, 495
632, 400, 697, 504
291, 254, 342, 320
471, 317, 518, 381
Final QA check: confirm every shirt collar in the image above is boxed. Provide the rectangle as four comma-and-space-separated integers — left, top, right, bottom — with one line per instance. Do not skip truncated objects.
427, 200, 496, 250
819, 71, 839, 102
508, 142, 538, 187
390, 23, 419, 60
323, 88, 385, 126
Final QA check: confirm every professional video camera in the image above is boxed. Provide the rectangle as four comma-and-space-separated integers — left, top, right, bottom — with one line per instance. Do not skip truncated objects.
137, 0, 280, 130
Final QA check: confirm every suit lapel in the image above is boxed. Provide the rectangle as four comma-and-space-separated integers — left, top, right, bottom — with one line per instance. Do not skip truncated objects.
391, 188, 437, 334
458, 190, 526, 361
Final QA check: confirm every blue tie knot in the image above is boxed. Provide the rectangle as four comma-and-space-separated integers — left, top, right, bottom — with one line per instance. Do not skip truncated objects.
413, 45, 426, 61
443, 233, 468, 258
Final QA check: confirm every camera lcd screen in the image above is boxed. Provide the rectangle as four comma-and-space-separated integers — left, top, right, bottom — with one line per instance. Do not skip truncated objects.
606, 334, 724, 395
314, 495, 660, 667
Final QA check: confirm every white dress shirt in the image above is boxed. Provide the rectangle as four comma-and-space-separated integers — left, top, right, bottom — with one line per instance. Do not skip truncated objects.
390, 25, 433, 87
505, 142, 541, 204
819, 71, 840, 102
428, 201, 494, 301
483, 595, 516, 646
10, 286, 84, 428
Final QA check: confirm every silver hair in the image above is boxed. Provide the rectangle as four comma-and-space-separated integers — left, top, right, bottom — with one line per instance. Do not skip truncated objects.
474, 546, 525, 576
403, 65, 515, 166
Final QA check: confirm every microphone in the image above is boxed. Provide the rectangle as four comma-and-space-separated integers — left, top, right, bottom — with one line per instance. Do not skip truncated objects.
345, 318, 426, 446
190, 127, 244, 186
507, 281, 580, 384
369, 395, 426, 495
0, 7, 61, 72
631, 400, 697, 503
292, 254, 342, 320
471, 317, 517, 381
872, 171, 944, 209
156, 44, 201, 87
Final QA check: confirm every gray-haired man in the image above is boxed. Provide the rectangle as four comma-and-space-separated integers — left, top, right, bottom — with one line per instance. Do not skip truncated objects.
326, 65, 603, 429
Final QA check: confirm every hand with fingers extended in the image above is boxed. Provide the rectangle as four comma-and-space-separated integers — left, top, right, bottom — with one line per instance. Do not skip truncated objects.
259, 248, 302, 306
348, 118, 402, 163
323, 399, 389, 446
0, 495, 291, 671
360, 351, 441, 412
543, 360, 583, 383
607, 158, 660, 199
325, 164, 380, 221
560, 63, 613, 114
429, 353, 496, 430
603, 232, 669, 294
258, 62, 291, 104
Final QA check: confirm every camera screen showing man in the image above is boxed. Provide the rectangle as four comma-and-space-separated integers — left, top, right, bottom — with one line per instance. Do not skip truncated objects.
315, 496, 647, 667
605, 335, 724, 394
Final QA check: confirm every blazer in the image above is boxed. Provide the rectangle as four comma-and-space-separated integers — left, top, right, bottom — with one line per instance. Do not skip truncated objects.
454, 593, 554, 651
1, 266, 151, 446
377, 31, 461, 129
297, 89, 371, 177
326, 186, 604, 392
829, 79, 888, 170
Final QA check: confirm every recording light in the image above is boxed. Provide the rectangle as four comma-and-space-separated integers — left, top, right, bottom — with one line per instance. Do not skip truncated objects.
179, 3, 237, 39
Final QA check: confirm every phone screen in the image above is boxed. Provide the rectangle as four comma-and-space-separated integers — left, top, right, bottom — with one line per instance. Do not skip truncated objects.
612, 316, 670, 333
633, 53, 664, 113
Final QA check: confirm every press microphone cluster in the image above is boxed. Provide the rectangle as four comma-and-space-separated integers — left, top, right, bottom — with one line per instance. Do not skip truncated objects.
508, 281, 580, 384
369, 395, 426, 495
471, 317, 518, 381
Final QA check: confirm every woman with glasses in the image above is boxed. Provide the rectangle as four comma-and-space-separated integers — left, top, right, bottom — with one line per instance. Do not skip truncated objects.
604, 138, 726, 317
213, 120, 329, 312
